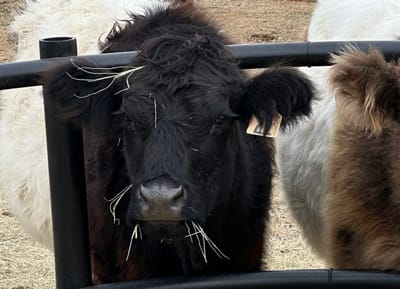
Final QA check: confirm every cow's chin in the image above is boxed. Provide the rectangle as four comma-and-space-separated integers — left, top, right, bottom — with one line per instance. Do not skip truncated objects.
139, 221, 188, 242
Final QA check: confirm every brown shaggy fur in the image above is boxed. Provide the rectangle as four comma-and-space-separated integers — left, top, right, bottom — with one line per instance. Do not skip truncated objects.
326, 49, 400, 270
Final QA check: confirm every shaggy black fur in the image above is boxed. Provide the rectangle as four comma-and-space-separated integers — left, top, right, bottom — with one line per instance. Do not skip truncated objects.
44, 1, 314, 283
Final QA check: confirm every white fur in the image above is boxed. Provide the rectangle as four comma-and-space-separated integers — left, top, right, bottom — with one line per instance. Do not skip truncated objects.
0, 0, 167, 249
277, 0, 400, 257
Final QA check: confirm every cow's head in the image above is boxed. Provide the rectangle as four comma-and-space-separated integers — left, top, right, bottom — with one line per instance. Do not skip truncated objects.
44, 35, 313, 246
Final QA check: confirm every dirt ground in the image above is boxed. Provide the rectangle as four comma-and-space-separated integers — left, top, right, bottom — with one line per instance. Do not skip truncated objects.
0, 0, 324, 288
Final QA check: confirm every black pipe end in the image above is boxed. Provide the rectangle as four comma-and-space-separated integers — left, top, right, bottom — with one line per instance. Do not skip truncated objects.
39, 37, 77, 59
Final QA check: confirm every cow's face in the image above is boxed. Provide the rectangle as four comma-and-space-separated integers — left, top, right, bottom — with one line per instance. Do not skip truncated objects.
117, 61, 243, 238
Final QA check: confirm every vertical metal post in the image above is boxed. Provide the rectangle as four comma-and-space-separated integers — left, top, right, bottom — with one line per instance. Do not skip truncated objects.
40, 37, 92, 289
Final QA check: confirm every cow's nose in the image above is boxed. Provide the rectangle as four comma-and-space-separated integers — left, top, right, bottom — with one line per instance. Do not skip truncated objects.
138, 176, 185, 221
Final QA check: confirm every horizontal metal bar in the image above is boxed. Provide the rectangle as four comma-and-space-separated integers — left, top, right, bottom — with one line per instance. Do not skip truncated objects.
235, 40, 400, 67
82, 270, 400, 289
1, 41, 400, 90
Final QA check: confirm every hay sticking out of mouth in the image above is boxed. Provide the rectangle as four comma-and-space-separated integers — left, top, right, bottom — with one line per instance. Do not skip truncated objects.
126, 223, 143, 262
185, 221, 230, 263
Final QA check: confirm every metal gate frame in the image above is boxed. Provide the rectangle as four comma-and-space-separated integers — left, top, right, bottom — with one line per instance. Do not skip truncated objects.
1, 39, 400, 289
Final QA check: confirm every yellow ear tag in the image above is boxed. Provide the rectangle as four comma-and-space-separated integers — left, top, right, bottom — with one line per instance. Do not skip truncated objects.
246, 114, 282, 138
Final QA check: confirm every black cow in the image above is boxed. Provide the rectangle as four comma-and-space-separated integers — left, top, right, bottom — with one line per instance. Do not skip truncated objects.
44, 0, 314, 283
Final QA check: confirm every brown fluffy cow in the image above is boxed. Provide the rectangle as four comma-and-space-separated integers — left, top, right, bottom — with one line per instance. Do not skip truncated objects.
326, 49, 400, 269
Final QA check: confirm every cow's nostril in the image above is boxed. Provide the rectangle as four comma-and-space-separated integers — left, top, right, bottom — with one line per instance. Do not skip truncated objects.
139, 185, 149, 202
171, 186, 185, 202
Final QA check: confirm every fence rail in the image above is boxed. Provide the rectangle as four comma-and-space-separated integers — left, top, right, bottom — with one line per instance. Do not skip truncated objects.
2, 40, 400, 90
83, 270, 400, 289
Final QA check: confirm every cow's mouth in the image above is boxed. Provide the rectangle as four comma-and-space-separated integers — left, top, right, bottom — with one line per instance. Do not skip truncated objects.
139, 220, 188, 240
125, 220, 230, 263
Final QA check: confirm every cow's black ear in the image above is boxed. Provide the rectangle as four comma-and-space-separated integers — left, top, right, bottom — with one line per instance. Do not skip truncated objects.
242, 67, 315, 134
43, 59, 122, 127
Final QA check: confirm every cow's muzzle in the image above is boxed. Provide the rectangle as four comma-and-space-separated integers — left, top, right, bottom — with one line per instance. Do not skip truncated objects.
138, 175, 186, 222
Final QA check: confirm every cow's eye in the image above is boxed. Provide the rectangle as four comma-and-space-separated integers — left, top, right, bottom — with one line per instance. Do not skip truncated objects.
129, 122, 136, 132
215, 115, 226, 125
210, 115, 230, 135
124, 116, 136, 132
